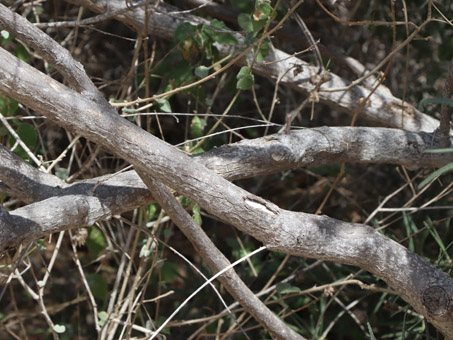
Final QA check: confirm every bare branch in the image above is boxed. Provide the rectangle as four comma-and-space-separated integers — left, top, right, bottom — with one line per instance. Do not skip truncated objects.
66, 0, 441, 132
0, 3, 107, 106
439, 58, 453, 146
2, 124, 452, 205
140, 172, 305, 340
0, 45, 452, 337
0, 144, 66, 203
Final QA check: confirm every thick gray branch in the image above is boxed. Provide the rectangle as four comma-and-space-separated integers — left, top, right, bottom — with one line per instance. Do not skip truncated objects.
66, 0, 440, 132
0, 144, 67, 203
2, 126, 452, 205
141, 173, 304, 340
0, 3, 107, 107
0, 46, 452, 337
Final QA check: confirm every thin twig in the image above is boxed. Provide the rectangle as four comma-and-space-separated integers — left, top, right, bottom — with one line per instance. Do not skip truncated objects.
34, 0, 156, 28
139, 174, 305, 340
439, 58, 453, 146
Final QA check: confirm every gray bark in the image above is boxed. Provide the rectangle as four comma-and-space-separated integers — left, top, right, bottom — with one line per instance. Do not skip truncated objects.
1, 1, 453, 337
0, 43, 452, 337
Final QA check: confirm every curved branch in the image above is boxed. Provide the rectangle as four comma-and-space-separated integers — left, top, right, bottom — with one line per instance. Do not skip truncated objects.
2, 125, 452, 204
65, 0, 440, 132
0, 3, 107, 106
0, 46, 452, 337
141, 173, 305, 340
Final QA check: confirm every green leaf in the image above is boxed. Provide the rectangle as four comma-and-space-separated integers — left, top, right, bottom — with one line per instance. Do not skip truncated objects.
165, 60, 194, 89
256, 1, 273, 20
155, 316, 171, 335
55, 167, 69, 180
180, 196, 195, 208
276, 282, 301, 294
367, 322, 377, 340
16, 123, 37, 148
255, 40, 270, 62
236, 67, 254, 90
98, 311, 108, 327
418, 162, 453, 189
190, 116, 207, 138
237, 74, 254, 90
251, 19, 267, 36
0, 95, 18, 116
211, 19, 229, 30
192, 204, 202, 226
87, 273, 108, 303
195, 65, 209, 78
9, 122, 38, 160
147, 203, 157, 219
190, 145, 205, 154
86, 227, 106, 259
237, 66, 250, 78
156, 98, 172, 113
53, 325, 66, 334
418, 97, 453, 111
210, 20, 238, 45
174, 23, 197, 43
15, 43, 29, 62
160, 261, 179, 283
238, 13, 254, 32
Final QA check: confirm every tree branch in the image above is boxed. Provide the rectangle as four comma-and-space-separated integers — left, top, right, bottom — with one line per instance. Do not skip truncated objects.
0, 3, 107, 107
0, 45, 452, 337
140, 172, 305, 340
65, 0, 441, 132
2, 124, 452, 206
439, 57, 453, 147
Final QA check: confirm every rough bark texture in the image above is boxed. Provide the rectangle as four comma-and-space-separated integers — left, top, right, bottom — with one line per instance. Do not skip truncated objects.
0, 44, 452, 337
65, 0, 441, 132
141, 174, 305, 340
1, 1, 453, 338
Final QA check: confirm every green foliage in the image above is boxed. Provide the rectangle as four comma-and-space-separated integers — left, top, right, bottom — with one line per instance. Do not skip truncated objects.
192, 203, 202, 226
4, 2, 453, 339
238, 13, 254, 33
194, 65, 209, 78
190, 116, 207, 139
86, 227, 106, 259
98, 311, 108, 327
8, 122, 38, 161
155, 98, 172, 113
276, 282, 301, 294
0, 94, 38, 161
55, 167, 69, 180
236, 66, 255, 90
0, 31, 29, 62
174, 20, 237, 63
418, 97, 453, 111
418, 163, 453, 189
87, 273, 108, 304
0, 95, 18, 116
53, 324, 66, 334
237, 0, 272, 36
254, 39, 270, 62
159, 261, 180, 283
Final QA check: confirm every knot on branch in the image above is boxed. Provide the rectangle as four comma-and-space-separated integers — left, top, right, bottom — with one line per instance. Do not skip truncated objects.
270, 145, 293, 164
422, 285, 451, 317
